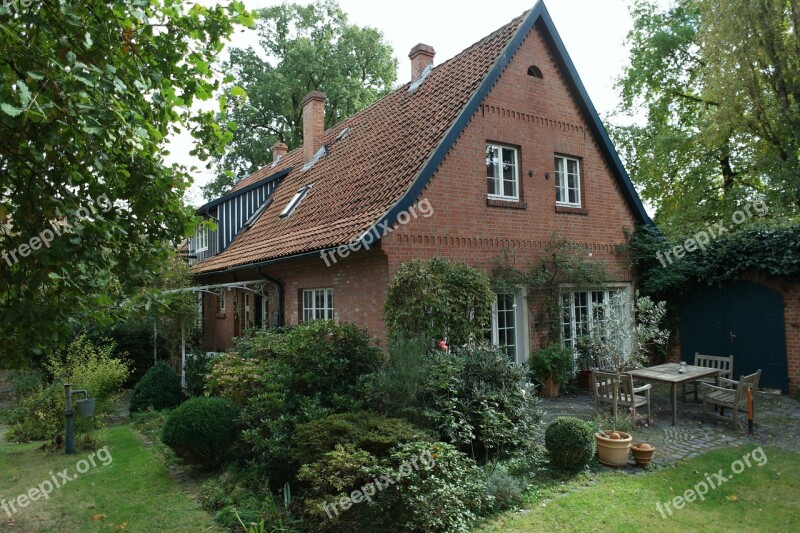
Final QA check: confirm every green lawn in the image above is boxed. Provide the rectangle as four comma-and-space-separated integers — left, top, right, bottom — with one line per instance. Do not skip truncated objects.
0, 425, 221, 532
479, 446, 799, 532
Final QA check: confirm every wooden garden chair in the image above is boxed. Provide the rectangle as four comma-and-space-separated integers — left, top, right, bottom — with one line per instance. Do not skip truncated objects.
618, 372, 652, 424
682, 353, 734, 402
593, 370, 620, 420
701, 370, 761, 430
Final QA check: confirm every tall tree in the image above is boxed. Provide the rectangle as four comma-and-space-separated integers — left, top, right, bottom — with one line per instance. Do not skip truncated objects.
0, 0, 251, 366
202, 0, 397, 199
612, 0, 800, 236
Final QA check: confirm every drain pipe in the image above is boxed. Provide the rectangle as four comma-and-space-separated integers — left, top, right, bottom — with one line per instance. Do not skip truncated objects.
257, 266, 284, 327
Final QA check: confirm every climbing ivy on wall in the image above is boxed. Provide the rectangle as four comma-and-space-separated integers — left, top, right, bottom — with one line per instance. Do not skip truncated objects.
629, 223, 800, 297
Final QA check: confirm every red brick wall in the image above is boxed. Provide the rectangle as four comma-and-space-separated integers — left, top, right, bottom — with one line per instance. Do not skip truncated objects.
200, 246, 390, 351
381, 24, 638, 351
200, 24, 640, 354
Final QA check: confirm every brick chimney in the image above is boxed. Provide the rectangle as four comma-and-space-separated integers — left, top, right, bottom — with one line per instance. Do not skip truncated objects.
301, 91, 326, 163
272, 141, 287, 162
409, 43, 435, 80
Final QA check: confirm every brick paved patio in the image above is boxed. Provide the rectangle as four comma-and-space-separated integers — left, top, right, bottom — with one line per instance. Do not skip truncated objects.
536, 385, 800, 467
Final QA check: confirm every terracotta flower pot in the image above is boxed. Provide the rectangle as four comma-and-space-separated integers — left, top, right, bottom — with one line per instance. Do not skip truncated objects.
540, 374, 560, 397
631, 443, 655, 467
595, 430, 632, 467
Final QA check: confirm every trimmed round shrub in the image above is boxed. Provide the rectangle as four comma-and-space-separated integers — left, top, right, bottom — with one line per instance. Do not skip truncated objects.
292, 411, 432, 466
161, 396, 240, 466
544, 417, 596, 471
129, 361, 184, 413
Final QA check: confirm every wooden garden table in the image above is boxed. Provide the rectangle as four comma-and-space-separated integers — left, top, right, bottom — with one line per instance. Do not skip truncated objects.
626, 363, 720, 425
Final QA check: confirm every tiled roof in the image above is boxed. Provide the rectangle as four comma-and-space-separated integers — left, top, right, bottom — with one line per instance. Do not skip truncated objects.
193, 11, 526, 273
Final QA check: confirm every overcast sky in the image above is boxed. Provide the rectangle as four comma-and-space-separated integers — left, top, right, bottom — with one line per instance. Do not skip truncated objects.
178, 0, 643, 205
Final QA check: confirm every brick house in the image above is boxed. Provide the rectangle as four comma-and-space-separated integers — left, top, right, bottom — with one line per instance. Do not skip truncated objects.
188, 1, 652, 363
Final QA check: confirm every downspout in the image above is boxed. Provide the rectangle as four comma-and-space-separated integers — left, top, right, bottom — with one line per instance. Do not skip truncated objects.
257, 266, 284, 327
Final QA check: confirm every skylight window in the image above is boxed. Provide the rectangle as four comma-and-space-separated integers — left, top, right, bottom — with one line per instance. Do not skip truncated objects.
302, 145, 328, 172
335, 127, 351, 142
280, 184, 313, 218
408, 64, 433, 94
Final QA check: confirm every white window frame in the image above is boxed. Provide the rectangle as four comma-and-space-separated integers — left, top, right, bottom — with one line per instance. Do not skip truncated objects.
555, 155, 582, 207
490, 288, 529, 365
560, 285, 632, 367
244, 293, 252, 328
195, 224, 209, 252
261, 297, 269, 329
218, 291, 226, 313
302, 288, 334, 322
280, 184, 313, 218
486, 143, 520, 201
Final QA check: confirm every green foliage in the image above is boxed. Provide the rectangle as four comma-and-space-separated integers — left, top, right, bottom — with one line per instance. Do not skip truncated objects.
366, 341, 541, 462
529, 343, 574, 386
129, 362, 184, 413
366, 441, 486, 533
544, 417, 596, 472
491, 244, 608, 345
161, 396, 240, 467
612, 0, 800, 236
292, 411, 432, 467
296, 445, 381, 532
629, 223, 800, 297
7, 335, 129, 444
384, 258, 495, 346
0, 0, 253, 366
93, 320, 168, 387
204, 0, 397, 196
220, 322, 382, 484
582, 291, 669, 373
184, 352, 219, 397
484, 463, 528, 513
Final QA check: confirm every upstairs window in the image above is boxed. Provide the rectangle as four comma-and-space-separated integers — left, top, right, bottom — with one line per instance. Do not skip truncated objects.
195, 224, 209, 252
555, 155, 581, 207
486, 143, 519, 201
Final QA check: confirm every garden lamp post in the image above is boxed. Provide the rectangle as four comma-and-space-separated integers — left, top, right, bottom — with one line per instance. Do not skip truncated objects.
63, 383, 95, 455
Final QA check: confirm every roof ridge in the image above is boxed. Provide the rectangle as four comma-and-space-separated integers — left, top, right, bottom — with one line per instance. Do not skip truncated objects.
230, 10, 529, 195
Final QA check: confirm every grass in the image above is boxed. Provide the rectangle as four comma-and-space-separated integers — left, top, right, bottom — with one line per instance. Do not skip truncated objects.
0, 424, 222, 532
479, 446, 800, 532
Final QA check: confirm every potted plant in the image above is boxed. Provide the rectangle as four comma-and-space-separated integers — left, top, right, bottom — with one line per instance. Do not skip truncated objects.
575, 338, 595, 389
593, 413, 634, 467
631, 442, 655, 467
529, 343, 573, 397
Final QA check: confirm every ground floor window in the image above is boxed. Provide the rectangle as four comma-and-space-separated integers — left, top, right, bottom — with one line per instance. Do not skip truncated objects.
560, 286, 630, 366
243, 293, 253, 329
303, 288, 334, 322
490, 288, 528, 364
196, 292, 203, 332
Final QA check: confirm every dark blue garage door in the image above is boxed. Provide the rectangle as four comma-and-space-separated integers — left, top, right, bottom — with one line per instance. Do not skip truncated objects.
679, 281, 788, 391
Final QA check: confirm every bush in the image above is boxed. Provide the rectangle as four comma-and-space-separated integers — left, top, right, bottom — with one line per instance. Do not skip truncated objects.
384, 257, 495, 346
484, 463, 527, 513
184, 352, 219, 397
129, 361, 184, 413
7, 335, 129, 444
367, 441, 486, 533
296, 445, 381, 532
544, 417, 596, 471
529, 343, 574, 386
292, 412, 431, 467
368, 341, 541, 462
162, 396, 239, 466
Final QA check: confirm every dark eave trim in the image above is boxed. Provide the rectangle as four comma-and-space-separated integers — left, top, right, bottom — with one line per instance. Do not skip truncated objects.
535, 12, 652, 226
197, 167, 292, 213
